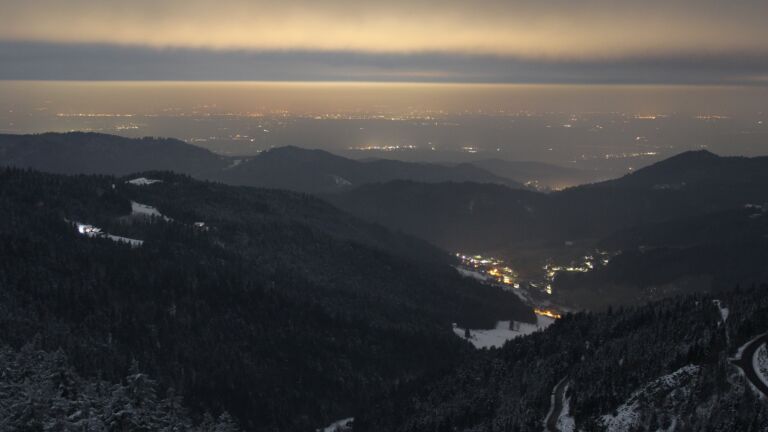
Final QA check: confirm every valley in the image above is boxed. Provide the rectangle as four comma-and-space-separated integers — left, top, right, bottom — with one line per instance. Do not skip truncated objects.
4, 1, 768, 428
1, 133, 768, 430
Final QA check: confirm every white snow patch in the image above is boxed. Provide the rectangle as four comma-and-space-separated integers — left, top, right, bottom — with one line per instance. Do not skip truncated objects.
76, 223, 143, 248
536, 314, 556, 329
317, 417, 353, 432
754, 343, 768, 389
712, 299, 729, 322
330, 175, 352, 187
456, 266, 490, 281
454, 315, 553, 349
126, 177, 162, 186
556, 384, 575, 432
77, 223, 102, 236
105, 234, 144, 247
600, 365, 699, 432
131, 201, 171, 221
225, 159, 243, 169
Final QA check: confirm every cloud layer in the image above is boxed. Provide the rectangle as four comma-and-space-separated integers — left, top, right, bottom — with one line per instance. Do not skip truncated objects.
1, 0, 767, 82
3, 0, 768, 57
2, 42, 768, 84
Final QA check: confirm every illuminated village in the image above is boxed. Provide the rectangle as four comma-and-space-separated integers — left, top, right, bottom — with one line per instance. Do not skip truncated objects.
456, 250, 614, 320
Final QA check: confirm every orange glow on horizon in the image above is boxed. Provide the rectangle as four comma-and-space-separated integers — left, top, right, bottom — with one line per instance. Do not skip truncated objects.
2, 1, 767, 60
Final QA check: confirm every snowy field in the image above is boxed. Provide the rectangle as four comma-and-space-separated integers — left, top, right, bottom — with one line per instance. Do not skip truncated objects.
453, 314, 555, 349
131, 201, 171, 220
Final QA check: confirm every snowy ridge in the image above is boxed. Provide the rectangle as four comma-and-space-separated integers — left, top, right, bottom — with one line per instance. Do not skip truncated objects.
454, 315, 554, 349
600, 365, 700, 432
126, 177, 162, 186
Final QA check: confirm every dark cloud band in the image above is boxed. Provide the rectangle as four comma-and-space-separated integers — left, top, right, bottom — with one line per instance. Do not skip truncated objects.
2, 41, 768, 85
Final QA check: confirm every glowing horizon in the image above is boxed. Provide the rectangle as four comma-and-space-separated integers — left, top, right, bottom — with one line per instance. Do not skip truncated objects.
2, 0, 767, 59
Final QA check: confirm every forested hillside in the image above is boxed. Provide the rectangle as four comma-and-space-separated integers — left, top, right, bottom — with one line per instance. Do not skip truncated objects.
0, 132, 227, 177
549, 204, 768, 310
0, 168, 532, 431
0, 344, 240, 431
330, 151, 768, 251
357, 284, 768, 431
553, 240, 768, 310
327, 181, 548, 251
218, 145, 523, 193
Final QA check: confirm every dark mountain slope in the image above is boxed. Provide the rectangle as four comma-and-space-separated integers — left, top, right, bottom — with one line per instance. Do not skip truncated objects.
554, 239, 768, 310
0, 168, 532, 431
591, 150, 768, 190
600, 205, 768, 251
547, 205, 768, 310
470, 158, 605, 190
326, 181, 549, 251
533, 150, 768, 241
0, 133, 523, 194
0, 132, 227, 177
219, 145, 523, 193
331, 151, 768, 251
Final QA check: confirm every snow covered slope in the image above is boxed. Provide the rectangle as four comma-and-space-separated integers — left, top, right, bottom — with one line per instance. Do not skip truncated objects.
454, 315, 554, 349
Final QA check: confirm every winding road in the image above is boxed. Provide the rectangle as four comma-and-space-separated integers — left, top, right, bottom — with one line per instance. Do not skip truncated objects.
543, 378, 569, 432
732, 333, 768, 399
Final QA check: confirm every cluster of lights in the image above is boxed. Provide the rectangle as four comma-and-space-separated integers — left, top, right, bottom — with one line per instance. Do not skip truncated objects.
541, 251, 612, 295
534, 308, 562, 319
57, 113, 134, 118
695, 115, 729, 120
633, 115, 666, 120
350, 145, 417, 152
456, 253, 519, 288
77, 223, 102, 236
115, 124, 140, 131
603, 151, 658, 159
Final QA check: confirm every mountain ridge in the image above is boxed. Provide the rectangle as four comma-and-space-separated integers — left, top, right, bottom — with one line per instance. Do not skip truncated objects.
331, 149, 768, 250
0, 132, 525, 193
